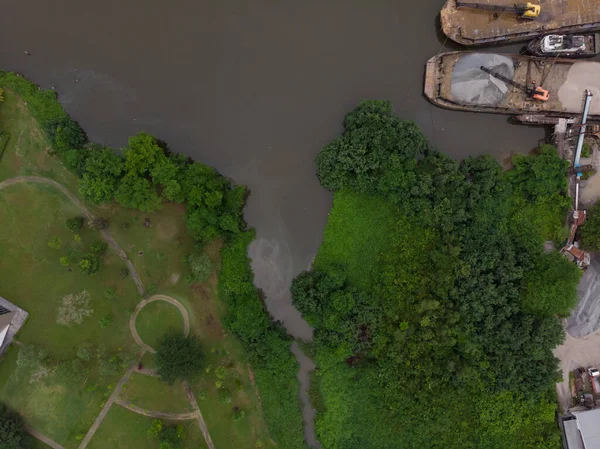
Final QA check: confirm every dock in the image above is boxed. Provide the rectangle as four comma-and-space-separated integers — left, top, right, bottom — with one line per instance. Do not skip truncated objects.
441, 0, 600, 46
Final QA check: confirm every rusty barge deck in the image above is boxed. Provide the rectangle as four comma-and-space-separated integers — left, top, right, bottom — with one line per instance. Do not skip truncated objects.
424, 51, 600, 121
441, 0, 600, 46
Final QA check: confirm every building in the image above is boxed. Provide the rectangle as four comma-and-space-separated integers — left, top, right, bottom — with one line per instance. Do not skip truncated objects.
0, 296, 28, 355
562, 409, 600, 449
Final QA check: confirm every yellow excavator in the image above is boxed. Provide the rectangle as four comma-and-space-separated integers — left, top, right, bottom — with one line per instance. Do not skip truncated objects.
456, 1, 541, 19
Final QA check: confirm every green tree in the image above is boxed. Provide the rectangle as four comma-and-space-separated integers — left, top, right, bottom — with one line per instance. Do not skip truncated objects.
156, 334, 204, 384
581, 201, 600, 250
66, 216, 84, 232
44, 116, 87, 154
78, 148, 124, 203
114, 173, 161, 212
0, 403, 32, 449
123, 132, 165, 176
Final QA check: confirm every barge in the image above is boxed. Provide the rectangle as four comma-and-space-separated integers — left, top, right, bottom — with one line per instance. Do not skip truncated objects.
424, 51, 600, 121
440, 0, 600, 46
527, 34, 600, 58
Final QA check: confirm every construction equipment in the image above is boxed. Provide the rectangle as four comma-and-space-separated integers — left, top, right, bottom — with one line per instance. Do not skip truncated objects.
479, 66, 550, 101
456, 1, 541, 19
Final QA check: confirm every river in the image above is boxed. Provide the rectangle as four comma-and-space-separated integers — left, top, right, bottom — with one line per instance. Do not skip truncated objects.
0, 1, 546, 447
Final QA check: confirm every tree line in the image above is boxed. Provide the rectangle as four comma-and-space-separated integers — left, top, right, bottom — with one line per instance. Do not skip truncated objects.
292, 100, 580, 448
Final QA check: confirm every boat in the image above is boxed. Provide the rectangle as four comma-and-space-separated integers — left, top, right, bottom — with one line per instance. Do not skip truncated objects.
424, 51, 600, 121
440, 0, 600, 46
527, 34, 600, 58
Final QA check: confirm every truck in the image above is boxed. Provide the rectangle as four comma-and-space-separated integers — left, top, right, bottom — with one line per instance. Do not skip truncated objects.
588, 368, 600, 394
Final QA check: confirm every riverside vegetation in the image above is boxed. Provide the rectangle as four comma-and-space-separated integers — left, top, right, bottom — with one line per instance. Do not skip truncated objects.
0, 72, 305, 449
292, 101, 580, 448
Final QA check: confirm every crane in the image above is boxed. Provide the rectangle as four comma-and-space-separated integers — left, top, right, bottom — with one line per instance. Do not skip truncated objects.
456, 1, 541, 19
479, 66, 550, 101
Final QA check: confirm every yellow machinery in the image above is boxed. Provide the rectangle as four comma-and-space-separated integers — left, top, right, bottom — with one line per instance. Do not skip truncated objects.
456, 1, 541, 19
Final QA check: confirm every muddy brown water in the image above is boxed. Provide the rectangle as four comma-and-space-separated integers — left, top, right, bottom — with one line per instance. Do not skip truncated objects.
0, 1, 560, 447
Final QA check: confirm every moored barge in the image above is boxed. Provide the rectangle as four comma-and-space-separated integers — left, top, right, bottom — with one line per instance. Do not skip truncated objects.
440, 0, 600, 46
424, 51, 600, 121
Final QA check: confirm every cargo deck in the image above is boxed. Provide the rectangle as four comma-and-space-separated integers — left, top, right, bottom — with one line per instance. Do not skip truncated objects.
441, 0, 600, 46
424, 52, 600, 121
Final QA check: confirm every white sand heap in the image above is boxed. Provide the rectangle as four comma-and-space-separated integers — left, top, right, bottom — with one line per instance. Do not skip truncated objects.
558, 62, 600, 115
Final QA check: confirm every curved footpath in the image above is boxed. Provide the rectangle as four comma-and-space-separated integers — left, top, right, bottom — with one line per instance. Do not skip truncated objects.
130, 294, 191, 353
0, 176, 215, 449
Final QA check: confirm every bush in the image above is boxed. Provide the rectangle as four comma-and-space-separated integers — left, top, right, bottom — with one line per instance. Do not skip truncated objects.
232, 406, 246, 422
76, 344, 93, 361
79, 254, 102, 275
218, 388, 232, 404
156, 334, 204, 384
66, 216, 85, 232
89, 239, 108, 255
60, 256, 70, 267
147, 419, 163, 438
184, 250, 213, 283
48, 236, 62, 249
582, 142, 592, 158
99, 314, 113, 328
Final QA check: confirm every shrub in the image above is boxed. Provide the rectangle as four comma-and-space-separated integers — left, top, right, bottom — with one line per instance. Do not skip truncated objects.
48, 236, 62, 249
183, 250, 213, 283
88, 217, 109, 230
89, 239, 108, 255
104, 287, 117, 300
76, 344, 93, 361
215, 366, 228, 379
147, 419, 163, 438
582, 142, 592, 158
60, 256, 70, 267
99, 314, 113, 328
232, 406, 246, 422
79, 254, 102, 275
218, 388, 232, 404
66, 216, 85, 232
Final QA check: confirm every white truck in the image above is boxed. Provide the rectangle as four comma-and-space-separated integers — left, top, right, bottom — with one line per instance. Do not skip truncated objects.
588, 368, 600, 394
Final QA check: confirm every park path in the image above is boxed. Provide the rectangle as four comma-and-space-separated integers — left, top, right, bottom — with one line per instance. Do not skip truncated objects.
24, 424, 66, 449
0, 176, 145, 296
130, 294, 191, 353
1, 176, 214, 449
115, 399, 198, 420
184, 381, 216, 449
77, 360, 139, 449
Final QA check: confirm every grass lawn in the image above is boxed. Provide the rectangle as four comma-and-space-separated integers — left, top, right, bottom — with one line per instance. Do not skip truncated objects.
135, 301, 185, 349
86, 405, 207, 449
121, 373, 193, 414
0, 89, 78, 191
0, 87, 288, 449
313, 189, 399, 286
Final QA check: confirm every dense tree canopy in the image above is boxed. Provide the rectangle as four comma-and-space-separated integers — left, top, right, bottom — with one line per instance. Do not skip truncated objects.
156, 334, 204, 384
298, 100, 577, 449
0, 403, 32, 449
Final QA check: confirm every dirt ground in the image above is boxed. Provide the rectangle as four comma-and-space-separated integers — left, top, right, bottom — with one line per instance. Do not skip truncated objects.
555, 329, 600, 411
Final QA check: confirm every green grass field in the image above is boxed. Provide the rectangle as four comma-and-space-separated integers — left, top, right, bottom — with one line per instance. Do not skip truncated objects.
135, 301, 185, 349
121, 374, 193, 414
86, 405, 207, 449
313, 189, 399, 286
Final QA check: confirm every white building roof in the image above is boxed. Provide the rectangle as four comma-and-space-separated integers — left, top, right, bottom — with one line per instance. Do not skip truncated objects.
574, 409, 600, 449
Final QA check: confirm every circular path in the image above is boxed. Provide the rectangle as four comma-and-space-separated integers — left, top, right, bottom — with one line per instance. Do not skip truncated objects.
130, 294, 191, 353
